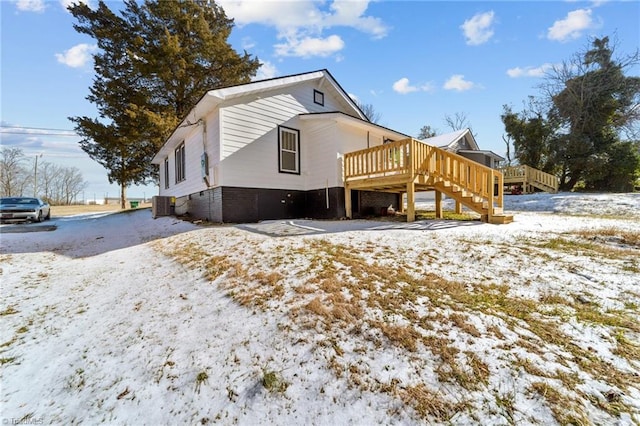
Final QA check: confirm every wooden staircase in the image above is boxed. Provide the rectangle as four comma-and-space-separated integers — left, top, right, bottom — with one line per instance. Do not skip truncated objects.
343, 138, 513, 224
433, 181, 512, 224
501, 165, 559, 194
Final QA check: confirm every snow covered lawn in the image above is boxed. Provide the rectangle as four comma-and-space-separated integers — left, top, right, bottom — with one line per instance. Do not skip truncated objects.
1, 193, 639, 425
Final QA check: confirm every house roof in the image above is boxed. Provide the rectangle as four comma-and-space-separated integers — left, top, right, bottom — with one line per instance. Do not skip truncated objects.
152, 70, 366, 163
299, 112, 410, 140
458, 149, 505, 161
420, 128, 479, 151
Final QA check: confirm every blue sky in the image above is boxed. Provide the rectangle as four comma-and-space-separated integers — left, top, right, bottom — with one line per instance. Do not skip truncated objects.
1, 0, 639, 200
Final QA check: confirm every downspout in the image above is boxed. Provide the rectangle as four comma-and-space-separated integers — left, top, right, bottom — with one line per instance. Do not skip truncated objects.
200, 119, 211, 188
326, 179, 329, 210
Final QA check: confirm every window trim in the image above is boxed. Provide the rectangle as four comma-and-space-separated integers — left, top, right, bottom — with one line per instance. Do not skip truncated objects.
175, 142, 186, 183
164, 157, 170, 189
278, 126, 300, 175
313, 89, 324, 106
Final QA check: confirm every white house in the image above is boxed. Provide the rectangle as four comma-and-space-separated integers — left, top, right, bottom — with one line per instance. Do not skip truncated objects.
151, 69, 407, 222
421, 129, 504, 169
152, 69, 510, 224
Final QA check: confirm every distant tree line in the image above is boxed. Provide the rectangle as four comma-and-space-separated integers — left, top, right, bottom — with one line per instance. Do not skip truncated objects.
0, 147, 87, 205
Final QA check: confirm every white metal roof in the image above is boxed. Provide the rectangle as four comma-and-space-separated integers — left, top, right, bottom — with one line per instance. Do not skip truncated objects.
419, 128, 479, 150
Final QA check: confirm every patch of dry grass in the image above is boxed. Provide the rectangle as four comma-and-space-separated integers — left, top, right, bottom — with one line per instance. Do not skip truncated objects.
573, 227, 640, 248
399, 384, 469, 421
50, 203, 151, 216
529, 382, 590, 425
152, 227, 639, 424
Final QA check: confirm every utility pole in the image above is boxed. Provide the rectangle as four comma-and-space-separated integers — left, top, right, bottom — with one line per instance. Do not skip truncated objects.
33, 153, 42, 197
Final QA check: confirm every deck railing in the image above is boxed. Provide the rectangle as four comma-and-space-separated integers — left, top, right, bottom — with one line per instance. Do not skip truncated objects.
343, 139, 412, 178
344, 138, 504, 210
502, 165, 559, 192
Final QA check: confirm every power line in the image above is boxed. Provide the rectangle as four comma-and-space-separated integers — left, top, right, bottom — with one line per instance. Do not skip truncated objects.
1, 125, 78, 137
1, 125, 77, 132
1, 130, 80, 137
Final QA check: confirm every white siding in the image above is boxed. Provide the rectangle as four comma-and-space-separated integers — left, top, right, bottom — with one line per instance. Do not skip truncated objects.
159, 124, 208, 197
158, 157, 172, 196
304, 120, 340, 189
335, 124, 385, 186
205, 112, 221, 186
219, 116, 307, 190
220, 81, 339, 190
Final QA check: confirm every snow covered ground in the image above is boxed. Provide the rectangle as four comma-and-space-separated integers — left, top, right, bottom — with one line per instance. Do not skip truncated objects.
1, 192, 639, 425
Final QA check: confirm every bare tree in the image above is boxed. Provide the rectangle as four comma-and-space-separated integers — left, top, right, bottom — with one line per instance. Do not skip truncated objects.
38, 161, 63, 202
444, 112, 476, 137
502, 134, 513, 166
0, 147, 30, 196
0, 148, 88, 203
355, 100, 382, 124
47, 166, 86, 205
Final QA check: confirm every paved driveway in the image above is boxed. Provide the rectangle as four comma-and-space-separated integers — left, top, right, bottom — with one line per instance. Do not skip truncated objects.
0, 222, 57, 233
237, 218, 482, 237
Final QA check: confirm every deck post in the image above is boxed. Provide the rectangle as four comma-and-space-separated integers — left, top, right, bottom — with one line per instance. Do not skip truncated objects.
399, 193, 405, 213
406, 182, 415, 222
435, 190, 442, 219
345, 186, 352, 219
455, 200, 462, 214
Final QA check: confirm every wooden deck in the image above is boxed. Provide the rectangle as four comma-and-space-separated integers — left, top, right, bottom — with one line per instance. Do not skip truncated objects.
501, 165, 559, 194
344, 138, 513, 224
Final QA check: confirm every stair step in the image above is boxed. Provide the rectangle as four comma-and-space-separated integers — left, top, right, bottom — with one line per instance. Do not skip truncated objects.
481, 214, 514, 225
433, 180, 513, 224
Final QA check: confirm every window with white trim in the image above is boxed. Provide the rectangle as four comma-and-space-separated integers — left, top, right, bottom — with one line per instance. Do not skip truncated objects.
175, 142, 186, 183
164, 158, 170, 189
278, 126, 300, 174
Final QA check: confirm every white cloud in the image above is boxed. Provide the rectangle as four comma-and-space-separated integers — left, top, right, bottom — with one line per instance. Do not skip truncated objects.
393, 78, 417, 94
348, 93, 359, 103
254, 60, 278, 81
55, 43, 97, 68
506, 63, 554, 78
275, 35, 344, 58
443, 75, 475, 91
547, 9, 594, 42
217, 0, 388, 58
392, 78, 433, 95
461, 11, 495, 46
326, 0, 388, 39
16, 0, 45, 12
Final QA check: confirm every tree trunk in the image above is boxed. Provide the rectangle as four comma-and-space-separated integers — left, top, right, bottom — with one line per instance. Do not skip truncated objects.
560, 175, 580, 192
120, 184, 127, 209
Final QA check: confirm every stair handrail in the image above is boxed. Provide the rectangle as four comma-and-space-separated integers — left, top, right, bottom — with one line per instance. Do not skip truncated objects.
413, 140, 503, 213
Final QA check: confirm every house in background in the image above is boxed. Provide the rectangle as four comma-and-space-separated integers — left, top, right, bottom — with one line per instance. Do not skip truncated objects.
422, 129, 504, 169
151, 70, 406, 223
152, 69, 512, 224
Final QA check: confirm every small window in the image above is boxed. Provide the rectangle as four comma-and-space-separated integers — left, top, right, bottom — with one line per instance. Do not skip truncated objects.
278, 126, 300, 174
313, 89, 324, 106
164, 158, 170, 189
175, 143, 186, 183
